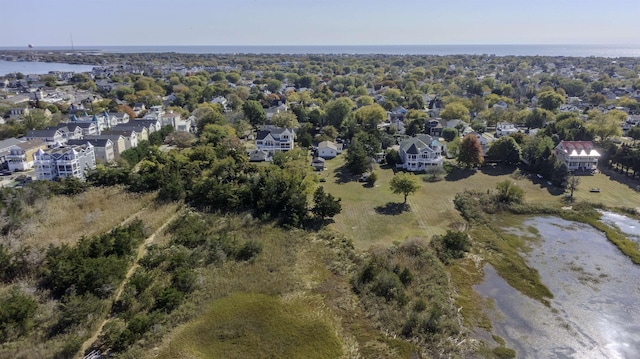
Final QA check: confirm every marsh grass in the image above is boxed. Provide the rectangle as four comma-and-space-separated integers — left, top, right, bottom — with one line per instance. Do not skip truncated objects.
154, 293, 343, 359
23, 187, 155, 249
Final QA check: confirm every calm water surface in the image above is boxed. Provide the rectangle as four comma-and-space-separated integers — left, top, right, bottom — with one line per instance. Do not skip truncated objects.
474, 216, 640, 359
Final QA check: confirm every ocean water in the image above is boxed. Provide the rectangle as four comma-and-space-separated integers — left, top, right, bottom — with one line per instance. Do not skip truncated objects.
2, 44, 640, 57
0, 60, 95, 76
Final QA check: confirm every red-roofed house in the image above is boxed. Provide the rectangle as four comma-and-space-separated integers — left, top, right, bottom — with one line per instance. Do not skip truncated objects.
554, 141, 600, 172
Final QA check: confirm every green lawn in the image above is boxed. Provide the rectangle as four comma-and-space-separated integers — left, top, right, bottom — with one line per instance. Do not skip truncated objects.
319, 155, 640, 249
155, 293, 343, 359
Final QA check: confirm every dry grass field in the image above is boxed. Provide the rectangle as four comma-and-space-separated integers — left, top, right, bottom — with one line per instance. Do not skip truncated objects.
17, 187, 181, 250
319, 155, 640, 249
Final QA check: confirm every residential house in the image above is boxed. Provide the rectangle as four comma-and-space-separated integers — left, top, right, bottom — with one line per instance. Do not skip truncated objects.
160, 111, 181, 127
33, 143, 96, 181
67, 138, 114, 164
248, 149, 269, 162
133, 103, 146, 116
112, 124, 149, 142
108, 112, 130, 125
317, 141, 342, 159
7, 107, 30, 120
0, 138, 23, 169
26, 128, 67, 147
100, 130, 138, 150
425, 119, 444, 137
6, 139, 47, 172
554, 141, 600, 172
85, 134, 126, 159
623, 115, 640, 131
49, 124, 85, 140
398, 134, 445, 171
496, 122, 518, 137
133, 119, 162, 133
255, 126, 295, 157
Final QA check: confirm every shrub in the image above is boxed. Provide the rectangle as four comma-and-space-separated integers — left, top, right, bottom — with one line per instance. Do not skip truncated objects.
0, 289, 38, 341
366, 171, 377, 186
235, 240, 262, 261
154, 287, 184, 313
372, 270, 405, 301
432, 230, 471, 263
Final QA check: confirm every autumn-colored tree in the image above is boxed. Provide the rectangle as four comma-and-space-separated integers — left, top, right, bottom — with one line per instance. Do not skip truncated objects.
457, 134, 484, 169
119, 105, 136, 119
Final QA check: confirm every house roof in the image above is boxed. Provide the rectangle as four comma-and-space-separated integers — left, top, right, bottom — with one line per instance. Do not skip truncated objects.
555, 141, 601, 157
399, 134, 443, 154
101, 130, 136, 137
0, 138, 22, 151
27, 129, 61, 138
318, 141, 337, 151
14, 139, 46, 151
67, 138, 112, 147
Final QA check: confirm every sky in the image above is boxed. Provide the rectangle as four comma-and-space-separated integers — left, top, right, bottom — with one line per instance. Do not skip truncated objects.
3, 0, 640, 47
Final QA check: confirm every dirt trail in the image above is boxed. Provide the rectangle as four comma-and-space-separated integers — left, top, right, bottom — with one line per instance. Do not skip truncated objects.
78, 210, 182, 358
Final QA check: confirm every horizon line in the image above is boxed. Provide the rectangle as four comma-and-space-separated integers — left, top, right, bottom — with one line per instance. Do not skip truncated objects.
2, 43, 640, 48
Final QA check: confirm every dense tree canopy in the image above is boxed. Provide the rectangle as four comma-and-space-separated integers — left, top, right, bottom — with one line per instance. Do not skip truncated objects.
457, 134, 484, 168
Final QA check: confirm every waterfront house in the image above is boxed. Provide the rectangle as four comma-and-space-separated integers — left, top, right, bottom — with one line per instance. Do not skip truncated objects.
398, 134, 445, 171
554, 141, 600, 172
33, 143, 96, 181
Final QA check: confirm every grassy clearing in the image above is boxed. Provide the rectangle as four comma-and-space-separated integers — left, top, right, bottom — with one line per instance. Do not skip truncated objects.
22, 186, 156, 249
320, 157, 640, 250
154, 293, 343, 359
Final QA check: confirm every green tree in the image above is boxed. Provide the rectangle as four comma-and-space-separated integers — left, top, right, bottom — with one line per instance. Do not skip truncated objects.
587, 109, 623, 141
457, 134, 484, 168
440, 102, 470, 122
627, 126, 640, 143
525, 108, 554, 128
390, 172, 420, 204
537, 90, 565, 111
270, 111, 299, 128
345, 139, 370, 176
0, 289, 38, 340
442, 127, 458, 142
324, 97, 354, 127
243, 100, 267, 127
311, 186, 342, 219
23, 109, 50, 130
486, 136, 521, 166
495, 180, 525, 204
353, 104, 387, 131
566, 174, 580, 201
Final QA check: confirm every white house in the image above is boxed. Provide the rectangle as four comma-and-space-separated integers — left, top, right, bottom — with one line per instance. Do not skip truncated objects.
33, 143, 96, 181
496, 122, 518, 137
554, 141, 600, 172
398, 134, 445, 171
255, 126, 295, 157
317, 141, 342, 159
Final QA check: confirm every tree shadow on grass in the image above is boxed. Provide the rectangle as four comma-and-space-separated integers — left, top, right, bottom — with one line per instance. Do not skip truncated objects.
445, 168, 475, 181
375, 202, 409, 215
333, 165, 357, 184
304, 218, 335, 231
480, 164, 517, 176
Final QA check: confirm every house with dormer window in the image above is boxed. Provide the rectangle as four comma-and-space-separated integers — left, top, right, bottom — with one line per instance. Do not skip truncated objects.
255, 126, 295, 157
33, 143, 96, 181
554, 141, 600, 172
398, 134, 445, 171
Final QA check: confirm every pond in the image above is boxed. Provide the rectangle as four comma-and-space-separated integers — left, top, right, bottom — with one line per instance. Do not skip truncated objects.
474, 216, 640, 359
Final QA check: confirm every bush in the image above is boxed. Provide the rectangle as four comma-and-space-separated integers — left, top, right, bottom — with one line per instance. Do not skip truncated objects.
235, 240, 262, 261
365, 171, 377, 186
432, 230, 471, 263
154, 287, 184, 313
0, 289, 38, 341
372, 270, 405, 301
